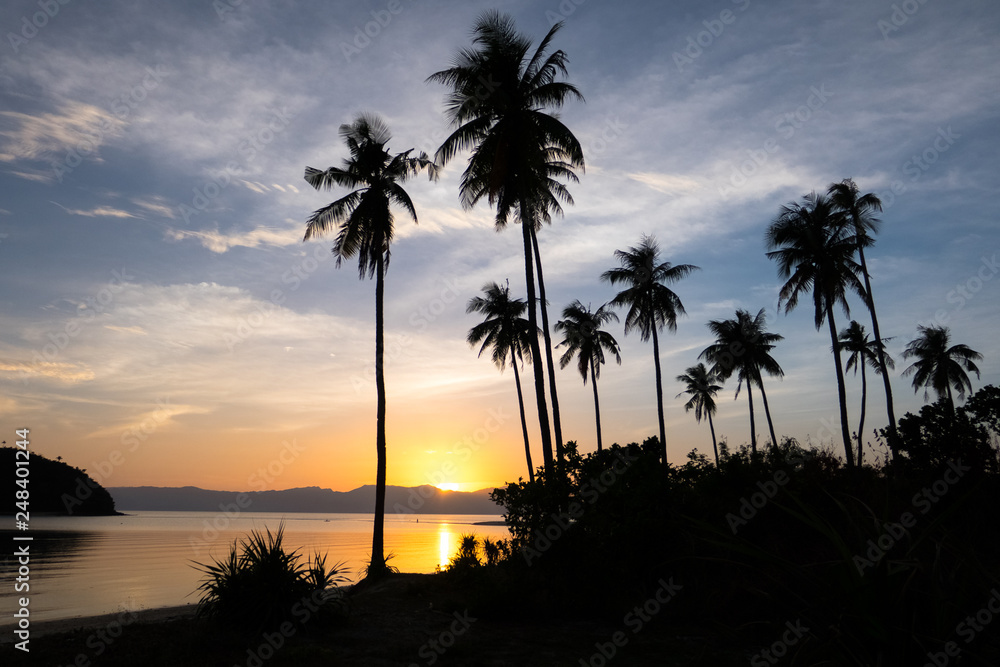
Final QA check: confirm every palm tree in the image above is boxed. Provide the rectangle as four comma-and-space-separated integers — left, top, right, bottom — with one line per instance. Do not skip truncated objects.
766, 192, 865, 467
828, 178, 898, 449
902, 325, 982, 413
467, 281, 538, 482
428, 10, 585, 475
838, 320, 894, 466
601, 235, 699, 465
302, 113, 435, 579
699, 308, 784, 456
555, 300, 621, 451
675, 363, 723, 466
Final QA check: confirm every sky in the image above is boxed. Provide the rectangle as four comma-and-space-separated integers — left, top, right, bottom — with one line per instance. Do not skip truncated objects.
1, 0, 998, 494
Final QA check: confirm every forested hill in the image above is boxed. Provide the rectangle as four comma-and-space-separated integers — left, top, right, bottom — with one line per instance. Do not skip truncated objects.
3, 446, 118, 516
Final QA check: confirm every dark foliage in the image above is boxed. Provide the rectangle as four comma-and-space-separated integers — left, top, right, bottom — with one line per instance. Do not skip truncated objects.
2, 446, 117, 515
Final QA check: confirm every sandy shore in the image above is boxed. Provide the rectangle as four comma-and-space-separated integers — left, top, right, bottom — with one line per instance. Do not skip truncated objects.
0, 603, 198, 641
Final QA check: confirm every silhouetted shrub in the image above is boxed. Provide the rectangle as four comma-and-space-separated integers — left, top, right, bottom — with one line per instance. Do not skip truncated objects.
193, 524, 347, 633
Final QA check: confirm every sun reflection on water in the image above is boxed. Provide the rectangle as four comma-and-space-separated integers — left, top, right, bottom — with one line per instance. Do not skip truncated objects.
438, 523, 453, 570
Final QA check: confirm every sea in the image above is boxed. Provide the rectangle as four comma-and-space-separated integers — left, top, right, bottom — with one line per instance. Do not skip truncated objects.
0, 511, 509, 626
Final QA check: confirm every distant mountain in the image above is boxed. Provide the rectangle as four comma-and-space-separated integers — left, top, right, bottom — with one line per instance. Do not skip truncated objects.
108, 484, 504, 515
2, 446, 118, 516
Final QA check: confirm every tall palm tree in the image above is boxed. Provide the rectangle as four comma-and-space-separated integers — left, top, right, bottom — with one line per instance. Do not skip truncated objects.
428, 10, 585, 475
766, 192, 865, 467
302, 113, 435, 579
601, 235, 699, 465
828, 178, 898, 449
555, 300, 621, 451
902, 325, 982, 413
467, 281, 538, 482
838, 320, 894, 466
699, 308, 784, 456
675, 363, 723, 466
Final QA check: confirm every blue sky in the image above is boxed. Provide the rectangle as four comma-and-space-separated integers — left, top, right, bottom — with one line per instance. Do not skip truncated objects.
1, 0, 998, 492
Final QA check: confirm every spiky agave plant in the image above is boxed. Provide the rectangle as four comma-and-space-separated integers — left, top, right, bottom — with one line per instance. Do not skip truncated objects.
193, 523, 347, 632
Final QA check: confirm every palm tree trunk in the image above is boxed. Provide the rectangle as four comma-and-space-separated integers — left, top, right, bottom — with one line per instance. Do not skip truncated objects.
521, 219, 554, 473
510, 348, 534, 483
651, 327, 668, 465
857, 364, 867, 467
370, 253, 388, 578
530, 228, 564, 467
757, 377, 780, 455
858, 246, 897, 454
708, 412, 719, 467
946, 382, 955, 415
747, 382, 757, 456
826, 303, 856, 468
590, 359, 603, 451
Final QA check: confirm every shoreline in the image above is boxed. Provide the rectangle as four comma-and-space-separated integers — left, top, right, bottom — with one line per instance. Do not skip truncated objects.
0, 603, 198, 641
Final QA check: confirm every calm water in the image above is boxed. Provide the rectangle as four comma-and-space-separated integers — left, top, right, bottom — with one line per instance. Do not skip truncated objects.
0, 511, 509, 626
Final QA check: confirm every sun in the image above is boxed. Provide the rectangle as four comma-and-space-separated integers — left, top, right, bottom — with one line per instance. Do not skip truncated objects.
436, 482, 463, 492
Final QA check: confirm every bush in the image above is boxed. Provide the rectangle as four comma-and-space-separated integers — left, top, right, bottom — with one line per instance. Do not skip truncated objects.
193, 523, 347, 632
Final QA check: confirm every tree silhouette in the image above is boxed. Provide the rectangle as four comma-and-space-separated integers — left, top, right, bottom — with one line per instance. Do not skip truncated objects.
828, 178, 899, 451
302, 113, 435, 579
601, 234, 699, 465
467, 281, 538, 482
700, 308, 784, 456
429, 10, 585, 475
902, 325, 982, 414
838, 320, 894, 466
766, 192, 865, 467
676, 363, 723, 466
555, 300, 621, 451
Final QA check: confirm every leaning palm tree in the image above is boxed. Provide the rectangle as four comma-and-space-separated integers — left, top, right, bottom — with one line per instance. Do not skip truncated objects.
555, 300, 621, 451
303, 112, 435, 579
902, 325, 982, 414
828, 178, 898, 449
838, 320, 894, 466
766, 192, 865, 467
700, 308, 784, 456
601, 235, 699, 465
428, 10, 585, 475
467, 281, 538, 482
675, 363, 723, 466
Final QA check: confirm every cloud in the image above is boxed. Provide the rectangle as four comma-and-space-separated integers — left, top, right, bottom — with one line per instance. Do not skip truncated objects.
166, 221, 304, 253
0, 101, 124, 163
627, 172, 703, 194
